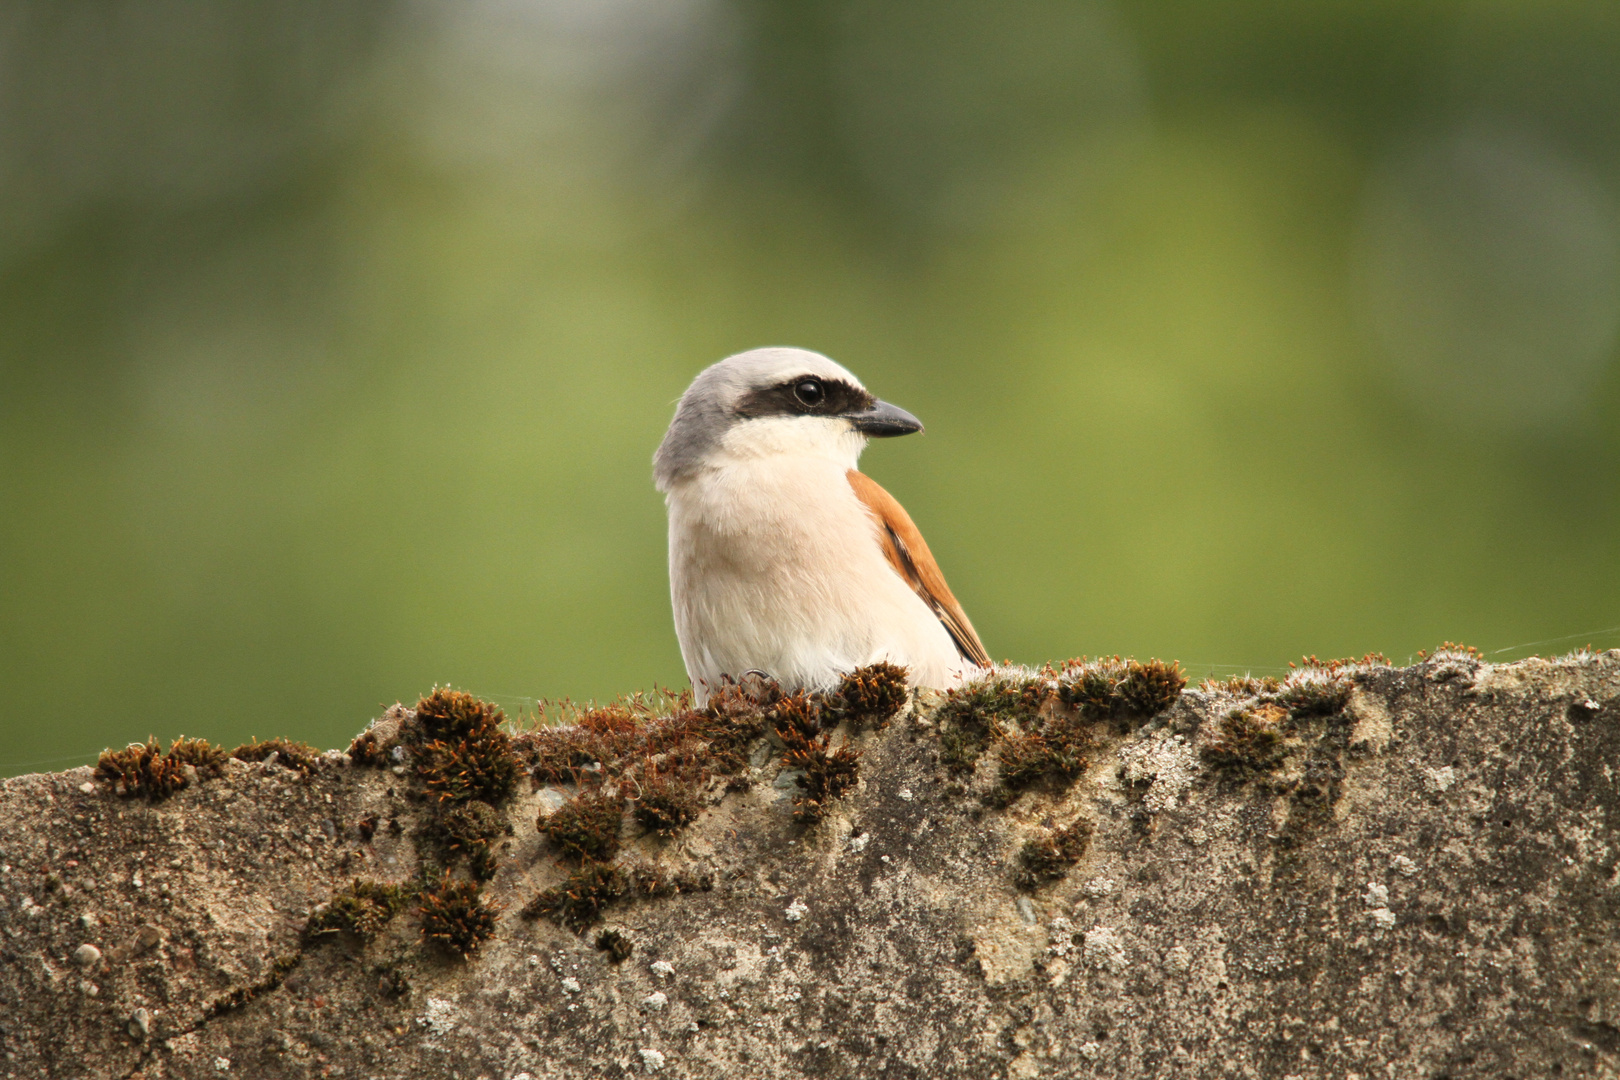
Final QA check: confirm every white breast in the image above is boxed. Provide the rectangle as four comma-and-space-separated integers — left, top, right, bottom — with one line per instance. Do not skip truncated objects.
664, 445, 967, 703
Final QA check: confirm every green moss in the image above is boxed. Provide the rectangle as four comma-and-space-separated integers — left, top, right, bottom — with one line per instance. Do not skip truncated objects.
304, 879, 412, 943
418, 877, 499, 959
1277, 675, 1351, 717
1202, 705, 1293, 777
1115, 658, 1188, 717
1057, 657, 1186, 726
1015, 819, 1093, 890
995, 713, 1091, 793
936, 674, 1044, 774
1277, 654, 1390, 716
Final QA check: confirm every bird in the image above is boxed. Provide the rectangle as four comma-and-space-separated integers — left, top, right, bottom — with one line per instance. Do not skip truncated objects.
654, 346, 990, 705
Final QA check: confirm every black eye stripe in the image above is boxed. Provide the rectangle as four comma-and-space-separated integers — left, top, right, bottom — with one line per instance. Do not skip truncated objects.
735, 376, 876, 419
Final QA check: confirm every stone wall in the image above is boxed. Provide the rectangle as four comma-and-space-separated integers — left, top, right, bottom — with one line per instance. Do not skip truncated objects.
3, 651, 1619, 1079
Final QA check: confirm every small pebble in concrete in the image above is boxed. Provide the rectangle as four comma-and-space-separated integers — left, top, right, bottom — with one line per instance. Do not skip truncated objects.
643, 991, 668, 1011
898, 787, 913, 802
78, 783, 94, 795
560, 977, 581, 995
128, 1007, 152, 1040
784, 899, 808, 923
650, 960, 674, 979
1391, 855, 1419, 877
639, 1047, 666, 1072
849, 833, 870, 853
71, 943, 101, 968
1082, 877, 1116, 899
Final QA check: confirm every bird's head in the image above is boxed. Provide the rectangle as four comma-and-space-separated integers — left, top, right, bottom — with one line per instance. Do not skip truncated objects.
654, 347, 923, 489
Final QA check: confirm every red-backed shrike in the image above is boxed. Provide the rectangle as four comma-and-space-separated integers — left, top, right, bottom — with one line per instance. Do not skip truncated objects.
655, 347, 989, 704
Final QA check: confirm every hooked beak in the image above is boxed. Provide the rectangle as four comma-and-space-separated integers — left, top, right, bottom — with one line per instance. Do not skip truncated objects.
848, 399, 924, 438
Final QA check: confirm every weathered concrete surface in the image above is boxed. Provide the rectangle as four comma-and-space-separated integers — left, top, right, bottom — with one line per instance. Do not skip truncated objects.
4, 653, 1620, 1079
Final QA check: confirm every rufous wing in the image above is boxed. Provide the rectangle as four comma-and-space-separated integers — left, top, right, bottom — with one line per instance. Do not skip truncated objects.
847, 469, 991, 670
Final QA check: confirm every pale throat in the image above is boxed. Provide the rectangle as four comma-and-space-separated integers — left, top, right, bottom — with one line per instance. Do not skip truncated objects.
714, 416, 868, 471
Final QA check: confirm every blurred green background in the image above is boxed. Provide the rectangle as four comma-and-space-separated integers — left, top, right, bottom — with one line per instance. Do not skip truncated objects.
4, 1, 1620, 772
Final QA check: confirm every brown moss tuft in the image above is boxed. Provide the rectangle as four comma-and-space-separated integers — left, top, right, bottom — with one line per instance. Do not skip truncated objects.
230, 737, 321, 775
521, 862, 627, 933
1199, 674, 1282, 695
1417, 643, 1479, 661
595, 928, 634, 963
414, 688, 502, 740
95, 738, 197, 800
1277, 661, 1353, 717
824, 663, 910, 729
206, 953, 302, 1018
935, 674, 1044, 774
766, 691, 822, 741
347, 729, 390, 767
525, 724, 621, 786
625, 864, 716, 898
304, 879, 412, 944
1202, 704, 1293, 777
1115, 658, 1187, 716
432, 800, 508, 881
693, 700, 768, 774
540, 789, 625, 862
523, 684, 751, 786
1058, 657, 1185, 726
632, 767, 705, 837
1015, 819, 1093, 890
166, 737, 227, 771
418, 877, 499, 958
780, 728, 861, 824
995, 713, 1091, 793
405, 690, 518, 806
1057, 658, 1124, 717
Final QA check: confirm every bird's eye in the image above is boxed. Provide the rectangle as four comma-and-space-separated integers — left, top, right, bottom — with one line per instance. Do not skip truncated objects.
794, 379, 826, 408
